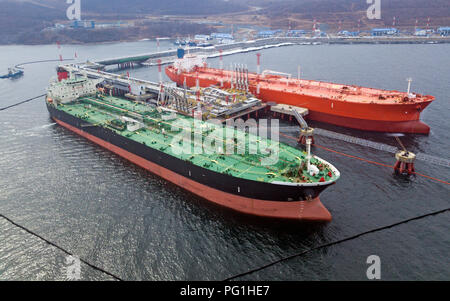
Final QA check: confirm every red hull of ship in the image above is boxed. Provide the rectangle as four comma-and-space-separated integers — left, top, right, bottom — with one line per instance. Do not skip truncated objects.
53, 117, 332, 222
165, 66, 433, 134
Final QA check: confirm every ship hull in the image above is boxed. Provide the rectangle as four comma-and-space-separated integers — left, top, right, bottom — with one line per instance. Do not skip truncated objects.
47, 103, 334, 221
0, 71, 23, 79
307, 110, 430, 134
165, 67, 433, 134
257, 86, 431, 134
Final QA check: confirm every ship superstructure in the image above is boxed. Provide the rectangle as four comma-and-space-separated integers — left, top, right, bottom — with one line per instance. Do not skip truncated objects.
47, 73, 103, 103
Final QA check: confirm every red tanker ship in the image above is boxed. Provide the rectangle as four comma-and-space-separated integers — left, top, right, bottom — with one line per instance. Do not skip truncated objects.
165, 55, 434, 134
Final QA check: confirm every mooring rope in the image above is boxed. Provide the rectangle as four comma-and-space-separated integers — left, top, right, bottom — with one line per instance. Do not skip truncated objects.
0, 94, 46, 111
0, 213, 123, 281
224, 208, 450, 281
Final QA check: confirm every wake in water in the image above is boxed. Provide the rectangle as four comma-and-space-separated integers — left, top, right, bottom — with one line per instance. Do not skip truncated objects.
5, 123, 56, 138
385, 133, 406, 137
21, 122, 56, 132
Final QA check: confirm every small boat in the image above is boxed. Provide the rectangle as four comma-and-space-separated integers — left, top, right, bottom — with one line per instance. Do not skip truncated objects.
0, 68, 24, 79
173, 39, 187, 46
197, 42, 214, 47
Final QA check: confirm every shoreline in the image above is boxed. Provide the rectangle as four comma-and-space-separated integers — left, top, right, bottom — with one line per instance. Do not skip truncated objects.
1, 36, 449, 47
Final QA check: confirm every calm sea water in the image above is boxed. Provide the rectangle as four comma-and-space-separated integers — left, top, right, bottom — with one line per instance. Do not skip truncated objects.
0, 40, 448, 280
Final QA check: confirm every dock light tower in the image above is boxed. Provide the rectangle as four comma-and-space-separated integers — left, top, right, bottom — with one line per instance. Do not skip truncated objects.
256, 53, 261, 75
157, 59, 162, 83
56, 41, 63, 62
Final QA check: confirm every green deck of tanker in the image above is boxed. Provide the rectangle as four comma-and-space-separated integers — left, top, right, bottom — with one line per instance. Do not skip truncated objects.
56, 94, 338, 184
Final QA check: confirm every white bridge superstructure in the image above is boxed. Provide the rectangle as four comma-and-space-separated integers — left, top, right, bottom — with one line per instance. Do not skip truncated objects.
47, 74, 103, 103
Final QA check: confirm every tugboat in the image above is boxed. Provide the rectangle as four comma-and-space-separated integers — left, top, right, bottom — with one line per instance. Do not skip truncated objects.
0, 68, 24, 79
